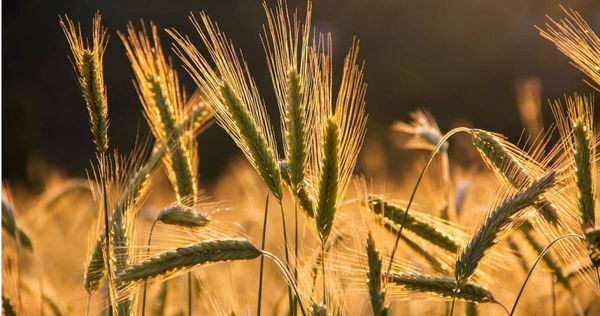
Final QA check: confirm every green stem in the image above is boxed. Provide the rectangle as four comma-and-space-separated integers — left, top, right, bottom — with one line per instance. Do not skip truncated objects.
188, 272, 192, 316
321, 243, 326, 305
261, 251, 306, 316
449, 290, 456, 316
141, 220, 158, 316
100, 154, 115, 314
551, 272, 556, 316
278, 201, 294, 314
510, 234, 584, 315
257, 191, 270, 316
294, 202, 299, 316
387, 127, 471, 274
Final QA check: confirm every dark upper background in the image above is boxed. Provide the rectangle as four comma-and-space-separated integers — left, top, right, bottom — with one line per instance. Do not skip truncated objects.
3, 0, 600, 190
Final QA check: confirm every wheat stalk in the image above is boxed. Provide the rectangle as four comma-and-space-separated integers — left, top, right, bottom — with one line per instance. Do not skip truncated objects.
368, 197, 458, 253
59, 13, 109, 153
117, 239, 262, 282
386, 272, 495, 303
455, 171, 556, 286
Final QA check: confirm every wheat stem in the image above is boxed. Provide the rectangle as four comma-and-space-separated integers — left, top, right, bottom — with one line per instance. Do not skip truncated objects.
257, 190, 269, 316
261, 251, 306, 316
509, 234, 584, 316
387, 127, 472, 274
141, 220, 158, 316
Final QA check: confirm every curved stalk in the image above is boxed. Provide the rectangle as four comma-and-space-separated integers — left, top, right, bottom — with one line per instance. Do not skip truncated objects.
141, 219, 158, 316
387, 127, 472, 274
495, 301, 510, 316
257, 191, 270, 316
261, 251, 306, 316
279, 201, 294, 313
510, 234, 584, 315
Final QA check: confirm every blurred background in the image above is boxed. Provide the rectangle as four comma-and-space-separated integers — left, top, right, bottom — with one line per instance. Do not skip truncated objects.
3, 0, 600, 191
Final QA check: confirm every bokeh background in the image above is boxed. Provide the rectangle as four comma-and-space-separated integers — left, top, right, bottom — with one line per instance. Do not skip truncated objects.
4, 0, 600, 190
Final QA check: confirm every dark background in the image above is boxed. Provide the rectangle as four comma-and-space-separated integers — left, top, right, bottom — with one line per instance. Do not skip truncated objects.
3, 0, 600, 189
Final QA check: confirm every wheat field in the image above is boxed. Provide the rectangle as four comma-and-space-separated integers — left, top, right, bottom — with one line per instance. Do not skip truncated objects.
3, 2, 600, 315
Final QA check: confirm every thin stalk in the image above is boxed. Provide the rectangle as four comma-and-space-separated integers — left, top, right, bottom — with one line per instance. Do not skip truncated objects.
551, 272, 556, 316
294, 202, 299, 316
509, 234, 584, 316
257, 191, 270, 316
261, 251, 306, 316
321, 243, 326, 304
495, 302, 510, 316
86, 294, 91, 316
387, 127, 471, 274
100, 154, 115, 313
278, 201, 294, 314
141, 220, 158, 316
449, 291, 457, 316
188, 273, 192, 316
596, 267, 600, 289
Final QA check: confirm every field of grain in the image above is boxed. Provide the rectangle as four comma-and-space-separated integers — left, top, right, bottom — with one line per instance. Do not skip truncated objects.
3, 1, 600, 315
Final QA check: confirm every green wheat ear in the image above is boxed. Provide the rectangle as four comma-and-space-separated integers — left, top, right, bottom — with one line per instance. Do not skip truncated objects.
366, 232, 388, 316
117, 239, 262, 282
455, 171, 556, 286
315, 119, 340, 242
60, 13, 109, 153
385, 272, 495, 304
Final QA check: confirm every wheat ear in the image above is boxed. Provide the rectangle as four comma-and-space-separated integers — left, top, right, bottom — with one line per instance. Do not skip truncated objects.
369, 197, 458, 253
84, 234, 105, 294
2, 295, 17, 316
59, 13, 109, 153
551, 94, 596, 232
119, 21, 198, 204
455, 171, 556, 286
315, 119, 341, 242
1, 198, 33, 251
539, 7, 600, 88
262, 1, 314, 217
157, 205, 210, 228
366, 233, 388, 316
117, 239, 261, 282
471, 130, 559, 224
169, 14, 282, 201
386, 272, 495, 303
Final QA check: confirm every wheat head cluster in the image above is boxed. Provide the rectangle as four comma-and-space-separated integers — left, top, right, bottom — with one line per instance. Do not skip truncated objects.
4, 2, 600, 315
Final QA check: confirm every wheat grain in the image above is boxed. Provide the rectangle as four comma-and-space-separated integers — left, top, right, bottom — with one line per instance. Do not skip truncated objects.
539, 7, 600, 88
455, 171, 556, 286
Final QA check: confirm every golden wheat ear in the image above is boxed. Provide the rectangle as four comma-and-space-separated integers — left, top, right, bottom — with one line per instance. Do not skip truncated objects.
262, 0, 315, 217
59, 12, 109, 153
539, 7, 600, 89
551, 94, 596, 232
169, 13, 282, 201
455, 171, 556, 287
312, 39, 368, 243
119, 21, 198, 205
